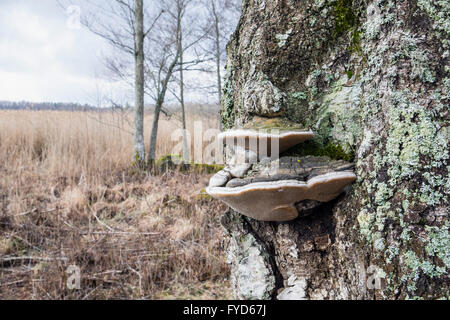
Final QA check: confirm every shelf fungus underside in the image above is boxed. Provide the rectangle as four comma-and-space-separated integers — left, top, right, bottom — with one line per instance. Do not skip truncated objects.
206, 156, 356, 222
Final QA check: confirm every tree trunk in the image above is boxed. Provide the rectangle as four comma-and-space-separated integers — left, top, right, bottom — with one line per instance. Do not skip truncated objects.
148, 97, 162, 164
147, 1, 183, 164
220, 0, 449, 300
133, 0, 145, 163
178, 8, 190, 162
212, 0, 222, 103
212, 0, 223, 130
148, 53, 180, 164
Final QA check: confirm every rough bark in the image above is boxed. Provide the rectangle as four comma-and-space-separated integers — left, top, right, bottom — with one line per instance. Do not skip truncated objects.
220, 0, 449, 300
178, 9, 190, 162
134, 0, 145, 162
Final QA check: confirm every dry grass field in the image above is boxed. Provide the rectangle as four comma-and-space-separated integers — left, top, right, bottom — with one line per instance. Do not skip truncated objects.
0, 109, 232, 299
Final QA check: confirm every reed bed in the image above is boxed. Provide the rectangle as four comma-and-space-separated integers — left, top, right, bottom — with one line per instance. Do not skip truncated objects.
0, 109, 231, 300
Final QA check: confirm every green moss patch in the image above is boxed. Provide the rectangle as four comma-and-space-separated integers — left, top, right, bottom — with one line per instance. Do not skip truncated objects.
285, 139, 354, 161
333, 0, 358, 37
243, 116, 308, 132
331, 0, 362, 53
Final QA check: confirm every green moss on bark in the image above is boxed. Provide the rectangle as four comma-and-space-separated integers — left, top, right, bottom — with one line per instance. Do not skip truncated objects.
285, 139, 354, 161
332, 0, 362, 53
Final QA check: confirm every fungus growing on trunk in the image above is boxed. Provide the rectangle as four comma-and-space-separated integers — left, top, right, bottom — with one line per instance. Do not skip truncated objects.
206, 156, 357, 221
208, 170, 232, 188
207, 171, 356, 221
218, 129, 314, 157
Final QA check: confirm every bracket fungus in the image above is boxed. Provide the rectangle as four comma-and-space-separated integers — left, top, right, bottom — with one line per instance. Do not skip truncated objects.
219, 116, 314, 157
207, 170, 356, 222
209, 170, 232, 188
208, 117, 357, 221
218, 129, 314, 156
226, 156, 354, 187
208, 146, 257, 188
206, 156, 357, 222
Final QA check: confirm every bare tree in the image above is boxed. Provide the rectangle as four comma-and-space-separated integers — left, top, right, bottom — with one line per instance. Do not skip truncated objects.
144, 1, 181, 164
204, 0, 241, 106
60, 0, 240, 164
134, 0, 145, 163
60, 0, 163, 163
211, 0, 222, 104
78, 0, 194, 164
145, 0, 209, 163
177, 3, 190, 162
169, 0, 210, 162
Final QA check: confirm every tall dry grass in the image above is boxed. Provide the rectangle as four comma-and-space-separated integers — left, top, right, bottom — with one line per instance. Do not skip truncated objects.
0, 109, 219, 182
0, 109, 230, 300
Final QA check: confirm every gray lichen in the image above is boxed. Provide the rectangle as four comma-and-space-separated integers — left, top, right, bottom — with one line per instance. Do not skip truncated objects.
221, 211, 275, 300
227, 233, 276, 299
220, 0, 449, 300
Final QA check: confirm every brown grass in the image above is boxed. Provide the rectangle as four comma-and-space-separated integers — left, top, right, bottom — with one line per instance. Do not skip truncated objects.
0, 109, 231, 300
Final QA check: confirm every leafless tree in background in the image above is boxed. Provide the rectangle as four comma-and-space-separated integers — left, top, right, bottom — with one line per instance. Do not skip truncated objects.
196, 0, 241, 130
58, 0, 241, 165
167, 0, 213, 162
144, 1, 180, 164
134, 0, 145, 163
146, 0, 212, 163
204, 0, 241, 106
62, 0, 164, 163
175, 0, 190, 162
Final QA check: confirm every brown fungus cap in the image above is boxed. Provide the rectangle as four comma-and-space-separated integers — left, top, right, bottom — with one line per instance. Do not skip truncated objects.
218, 129, 314, 156
206, 171, 356, 222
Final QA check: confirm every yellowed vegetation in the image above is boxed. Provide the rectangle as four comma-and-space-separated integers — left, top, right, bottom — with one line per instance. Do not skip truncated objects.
0, 109, 219, 181
0, 110, 231, 299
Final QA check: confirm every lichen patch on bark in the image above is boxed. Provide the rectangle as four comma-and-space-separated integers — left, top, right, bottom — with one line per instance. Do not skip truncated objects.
220, 0, 449, 300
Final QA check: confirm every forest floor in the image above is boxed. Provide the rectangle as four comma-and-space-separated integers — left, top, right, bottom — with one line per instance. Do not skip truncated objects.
0, 110, 232, 299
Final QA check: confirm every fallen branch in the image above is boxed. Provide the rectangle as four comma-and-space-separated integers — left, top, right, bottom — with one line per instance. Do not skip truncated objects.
1, 256, 68, 263
15, 208, 37, 216
88, 231, 160, 236
92, 211, 115, 232
15, 208, 56, 217
0, 280, 25, 287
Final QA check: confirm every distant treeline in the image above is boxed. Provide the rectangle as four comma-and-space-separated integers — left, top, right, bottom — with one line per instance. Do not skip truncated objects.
0, 101, 97, 111
0, 100, 219, 116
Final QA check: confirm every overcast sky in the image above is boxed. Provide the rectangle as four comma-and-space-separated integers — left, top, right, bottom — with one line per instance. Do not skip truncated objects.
0, 0, 235, 106
0, 0, 135, 105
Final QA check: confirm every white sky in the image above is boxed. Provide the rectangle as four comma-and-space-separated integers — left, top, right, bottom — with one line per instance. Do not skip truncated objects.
0, 0, 230, 106
0, 0, 171, 105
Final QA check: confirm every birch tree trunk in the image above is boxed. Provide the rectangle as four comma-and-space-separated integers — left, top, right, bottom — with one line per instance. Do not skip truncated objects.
148, 96, 162, 164
178, 6, 190, 162
212, 0, 224, 131
133, 0, 145, 162
148, 35, 181, 163
212, 0, 222, 105
220, 0, 449, 300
